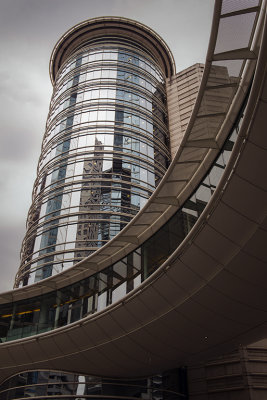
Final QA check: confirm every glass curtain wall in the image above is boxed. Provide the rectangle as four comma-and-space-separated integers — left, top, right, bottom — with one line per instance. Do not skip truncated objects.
16, 38, 170, 287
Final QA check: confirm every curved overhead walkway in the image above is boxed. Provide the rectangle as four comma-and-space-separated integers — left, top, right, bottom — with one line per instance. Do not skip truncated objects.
0, 0, 267, 384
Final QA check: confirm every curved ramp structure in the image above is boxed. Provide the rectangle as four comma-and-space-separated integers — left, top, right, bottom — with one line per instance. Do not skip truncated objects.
0, 0, 267, 388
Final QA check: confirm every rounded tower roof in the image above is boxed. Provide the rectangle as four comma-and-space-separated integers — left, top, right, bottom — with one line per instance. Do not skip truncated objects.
49, 16, 176, 83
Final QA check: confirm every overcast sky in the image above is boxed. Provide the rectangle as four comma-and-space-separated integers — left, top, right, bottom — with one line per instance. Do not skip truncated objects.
0, 0, 214, 293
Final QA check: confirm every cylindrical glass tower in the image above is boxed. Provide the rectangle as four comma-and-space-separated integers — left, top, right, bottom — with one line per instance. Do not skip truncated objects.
15, 17, 175, 287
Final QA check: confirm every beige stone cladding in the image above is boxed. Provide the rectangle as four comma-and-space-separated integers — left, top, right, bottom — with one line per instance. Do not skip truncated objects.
166, 63, 204, 159
166, 63, 237, 160
187, 340, 267, 400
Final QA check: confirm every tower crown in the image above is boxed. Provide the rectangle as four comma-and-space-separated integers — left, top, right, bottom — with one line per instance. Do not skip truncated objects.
50, 16, 176, 83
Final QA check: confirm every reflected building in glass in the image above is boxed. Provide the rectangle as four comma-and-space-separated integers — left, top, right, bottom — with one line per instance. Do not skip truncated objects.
16, 17, 175, 287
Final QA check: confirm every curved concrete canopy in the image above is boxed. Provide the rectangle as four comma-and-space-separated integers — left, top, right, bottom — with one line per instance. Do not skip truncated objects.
0, 6, 266, 383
